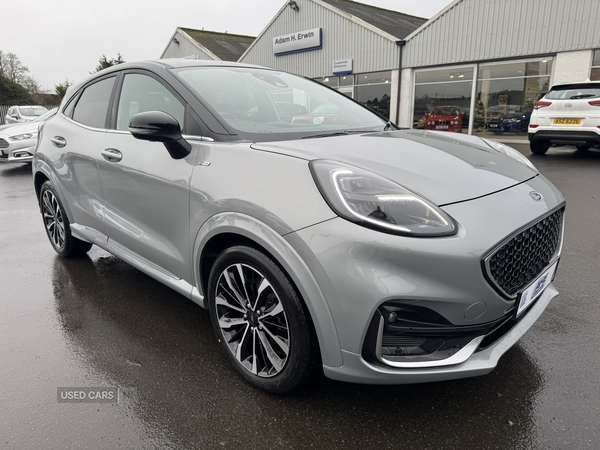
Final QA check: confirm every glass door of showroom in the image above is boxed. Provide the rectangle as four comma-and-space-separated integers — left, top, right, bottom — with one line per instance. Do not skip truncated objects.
412, 65, 477, 135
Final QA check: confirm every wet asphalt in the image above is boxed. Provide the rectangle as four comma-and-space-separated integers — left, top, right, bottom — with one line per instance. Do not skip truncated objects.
1, 144, 599, 449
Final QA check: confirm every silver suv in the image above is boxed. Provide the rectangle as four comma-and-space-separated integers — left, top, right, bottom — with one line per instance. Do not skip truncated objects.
528, 82, 600, 154
33, 60, 565, 393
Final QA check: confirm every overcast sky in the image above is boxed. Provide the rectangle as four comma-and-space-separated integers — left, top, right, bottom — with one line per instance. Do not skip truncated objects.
2, 0, 453, 92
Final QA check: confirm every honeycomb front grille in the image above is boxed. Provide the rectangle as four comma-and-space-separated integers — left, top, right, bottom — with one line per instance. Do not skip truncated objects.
485, 207, 564, 297
0, 138, 8, 149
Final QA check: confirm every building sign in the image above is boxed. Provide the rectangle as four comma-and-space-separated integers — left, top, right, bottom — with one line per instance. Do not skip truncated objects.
333, 59, 353, 75
273, 28, 322, 56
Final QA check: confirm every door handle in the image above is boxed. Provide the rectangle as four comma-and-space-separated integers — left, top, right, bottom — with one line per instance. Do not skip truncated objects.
51, 136, 67, 148
101, 148, 123, 162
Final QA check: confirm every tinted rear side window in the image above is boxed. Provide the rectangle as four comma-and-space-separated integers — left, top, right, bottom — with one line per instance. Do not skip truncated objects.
72, 77, 116, 128
546, 84, 600, 100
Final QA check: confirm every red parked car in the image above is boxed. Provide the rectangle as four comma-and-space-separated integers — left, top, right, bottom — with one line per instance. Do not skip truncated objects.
424, 106, 463, 133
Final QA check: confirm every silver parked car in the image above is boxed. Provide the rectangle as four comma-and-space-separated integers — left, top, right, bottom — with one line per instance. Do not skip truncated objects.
0, 108, 57, 163
33, 60, 565, 393
4, 105, 48, 124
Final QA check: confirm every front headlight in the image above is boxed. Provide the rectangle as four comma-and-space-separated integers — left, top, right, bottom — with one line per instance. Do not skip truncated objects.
310, 160, 457, 237
9, 132, 37, 141
481, 138, 537, 170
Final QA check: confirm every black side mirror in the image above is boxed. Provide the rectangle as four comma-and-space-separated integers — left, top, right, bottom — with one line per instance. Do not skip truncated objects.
129, 111, 191, 160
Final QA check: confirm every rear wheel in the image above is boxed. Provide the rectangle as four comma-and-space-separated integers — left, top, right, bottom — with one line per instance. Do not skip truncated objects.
39, 181, 93, 257
576, 145, 590, 151
207, 245, 317, 394
530, 140, 550, 155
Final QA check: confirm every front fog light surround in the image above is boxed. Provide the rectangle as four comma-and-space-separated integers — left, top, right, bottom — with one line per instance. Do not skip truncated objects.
362, 303, 494, 368
362, 302, 524, 368
310, 160, 457, 237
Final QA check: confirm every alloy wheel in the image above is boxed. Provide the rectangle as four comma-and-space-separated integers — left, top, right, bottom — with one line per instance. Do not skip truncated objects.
214, 263, 290, 377
42, 190, 65, 249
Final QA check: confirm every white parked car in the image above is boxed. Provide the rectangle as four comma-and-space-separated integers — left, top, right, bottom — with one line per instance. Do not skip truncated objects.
0, 108, 57, 163
528, 82, 600, 154
4, 105, 48, 124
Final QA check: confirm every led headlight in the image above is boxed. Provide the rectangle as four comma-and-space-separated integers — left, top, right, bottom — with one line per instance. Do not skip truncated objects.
310, 160, 457, 237
9, 132, 37, 141
481, 138, 537, 170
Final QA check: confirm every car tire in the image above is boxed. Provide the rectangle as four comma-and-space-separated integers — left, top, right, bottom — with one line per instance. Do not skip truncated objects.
39, 181, 93, 257
207, 245, 317, 394
530, 140, 550, 155
576, 145, 590, 151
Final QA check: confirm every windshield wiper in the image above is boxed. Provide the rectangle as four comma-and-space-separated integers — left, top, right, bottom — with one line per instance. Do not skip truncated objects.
301, 131, 350, 139
383, 121, 399, 131
570, 94, 596, 99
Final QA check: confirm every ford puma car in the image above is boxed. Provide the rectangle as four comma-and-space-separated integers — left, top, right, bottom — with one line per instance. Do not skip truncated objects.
33, 60, 565, 393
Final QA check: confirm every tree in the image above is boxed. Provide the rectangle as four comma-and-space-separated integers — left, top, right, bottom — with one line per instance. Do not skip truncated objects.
20, 75, 45, 103
91, 53, 124, 74
0, 74, 33, 105
54, 80, 72, 100
0, 50, 30, 85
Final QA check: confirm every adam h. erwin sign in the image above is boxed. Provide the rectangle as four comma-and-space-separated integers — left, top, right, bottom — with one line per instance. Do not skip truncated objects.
273, 28, 322, 56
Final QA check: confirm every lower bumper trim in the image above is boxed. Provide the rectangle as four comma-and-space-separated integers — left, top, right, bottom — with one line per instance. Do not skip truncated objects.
323, 284, 558, 384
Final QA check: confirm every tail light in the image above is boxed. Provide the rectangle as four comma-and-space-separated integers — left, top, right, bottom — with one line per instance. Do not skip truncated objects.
534, 101, 552, 110
588, 100, 600, 106
529, 124, 539, 129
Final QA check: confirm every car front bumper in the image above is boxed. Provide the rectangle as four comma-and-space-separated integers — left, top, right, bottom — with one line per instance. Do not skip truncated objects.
323, 283, 557, 384
0, 138, 35, 163
290, 173, 564, 384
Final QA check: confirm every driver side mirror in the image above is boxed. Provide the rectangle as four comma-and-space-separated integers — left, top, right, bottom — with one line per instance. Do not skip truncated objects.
129, 110, 191, 160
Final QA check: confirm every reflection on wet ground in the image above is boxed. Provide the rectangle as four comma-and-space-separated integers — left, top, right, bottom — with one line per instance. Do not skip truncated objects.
2, 144, 600, 448
52, 254, 542, 448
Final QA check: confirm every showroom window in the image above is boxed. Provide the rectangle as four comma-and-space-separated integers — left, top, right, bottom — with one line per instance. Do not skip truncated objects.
314, 76, 339, 89
314, 71, 391, 119
413, 67, 475, 134
355, 71, 391, 119
412, 59, 553, 137
591, 50, 600, 81
475, 59, 552, 138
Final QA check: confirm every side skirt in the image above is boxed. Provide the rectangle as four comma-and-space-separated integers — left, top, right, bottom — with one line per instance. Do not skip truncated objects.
70, 223, 205, 308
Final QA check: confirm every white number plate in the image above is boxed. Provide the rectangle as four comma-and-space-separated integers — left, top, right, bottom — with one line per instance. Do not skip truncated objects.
516, 261, 558, 317
436, 125, 448, 129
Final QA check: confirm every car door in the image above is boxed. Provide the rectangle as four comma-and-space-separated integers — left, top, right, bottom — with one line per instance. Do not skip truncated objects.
97, 71, 196, 282
47, 75, 117, 239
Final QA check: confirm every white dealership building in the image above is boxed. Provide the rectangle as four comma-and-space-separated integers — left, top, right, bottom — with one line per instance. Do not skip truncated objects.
239, 0, 600, 139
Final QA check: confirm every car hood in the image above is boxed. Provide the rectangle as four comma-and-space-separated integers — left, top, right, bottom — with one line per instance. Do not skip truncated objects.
251, 130, 537, 205
0, 121, 38, 136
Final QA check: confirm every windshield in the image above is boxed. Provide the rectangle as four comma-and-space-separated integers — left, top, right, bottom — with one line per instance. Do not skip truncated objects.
546, 83, 600, 100
174, 67, 386, 140
430, 107, 461, 116
19, 106, 48, 117
33, 107, 58, 122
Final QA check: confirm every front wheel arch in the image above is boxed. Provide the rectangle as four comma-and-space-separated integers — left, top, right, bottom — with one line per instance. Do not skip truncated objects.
34, 171, 50, 203
192, 213, 343, 368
